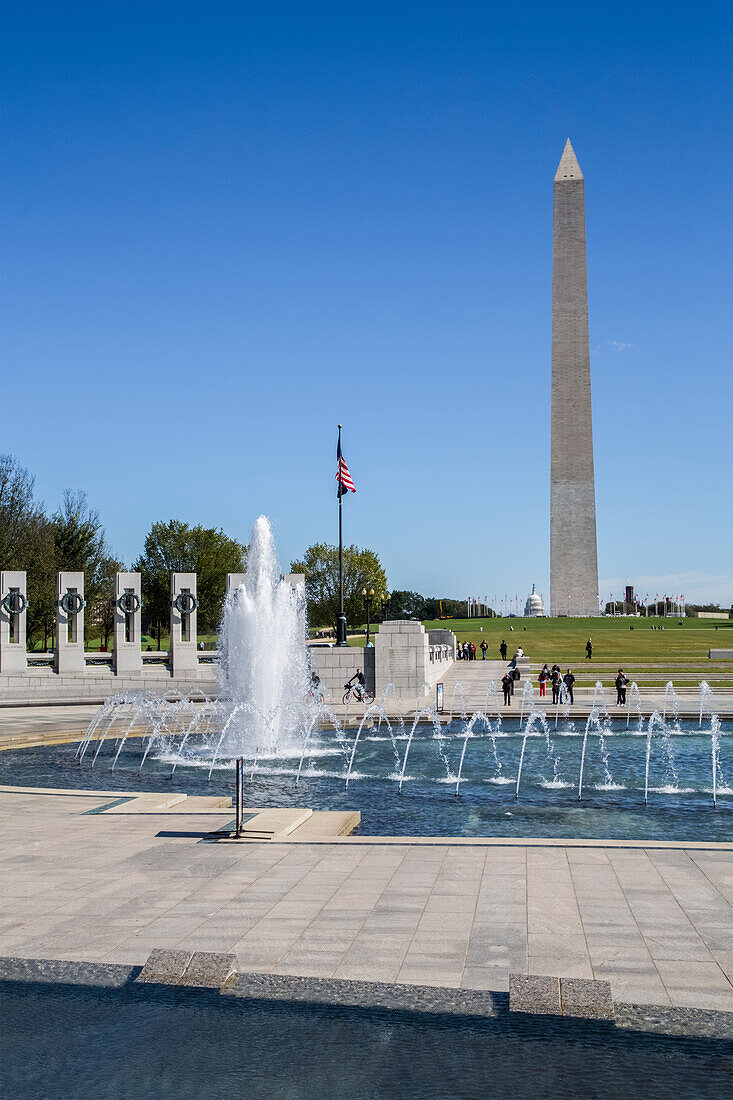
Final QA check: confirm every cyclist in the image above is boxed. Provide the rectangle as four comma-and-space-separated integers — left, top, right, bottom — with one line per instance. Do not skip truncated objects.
308, 672, 323, 703
346, 668, 367, 702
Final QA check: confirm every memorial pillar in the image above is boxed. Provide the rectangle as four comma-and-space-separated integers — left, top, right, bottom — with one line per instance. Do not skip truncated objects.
170, 572, 198, 675
56, 571, 86, 673
0, 570, 29, 673
114, 571, 143, 675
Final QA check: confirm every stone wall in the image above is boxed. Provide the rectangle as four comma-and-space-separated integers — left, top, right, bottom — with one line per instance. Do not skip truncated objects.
0, 621, 454, 706
309, 646, 375, 702
427, 629, 457, 655
376, 620, 453, 697
0, 664, 218, 706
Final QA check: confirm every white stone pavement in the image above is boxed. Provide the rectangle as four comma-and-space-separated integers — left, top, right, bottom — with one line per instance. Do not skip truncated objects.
0, 787, 731, 1013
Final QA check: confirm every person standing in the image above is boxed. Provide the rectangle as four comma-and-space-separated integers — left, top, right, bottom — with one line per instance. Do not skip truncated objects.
551, 667, 561, 705
501, 671, 512, 705
538, 664, 549, 698
500, 639, 507, 661
480, 640, 488, 660
563, 668, 575, 705
585, 638, 593, 660
511, 664, 521, 696
615, 668, 628, 706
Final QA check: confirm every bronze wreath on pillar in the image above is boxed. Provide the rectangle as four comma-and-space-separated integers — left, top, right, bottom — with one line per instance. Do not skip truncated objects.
117, 591, 141, 615
59, 591, 85, 615
173, 592, 198, 615
1, 591, 28, 615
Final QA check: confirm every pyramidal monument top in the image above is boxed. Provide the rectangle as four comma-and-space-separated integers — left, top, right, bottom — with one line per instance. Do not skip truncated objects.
554, 138, 583, 182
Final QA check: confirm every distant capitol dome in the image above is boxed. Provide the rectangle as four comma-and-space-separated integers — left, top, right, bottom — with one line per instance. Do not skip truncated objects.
524, 584, 545, 618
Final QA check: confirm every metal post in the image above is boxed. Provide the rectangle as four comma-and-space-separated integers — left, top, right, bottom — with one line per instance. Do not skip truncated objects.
336, 424, 347, 647
235, 756, 244, 837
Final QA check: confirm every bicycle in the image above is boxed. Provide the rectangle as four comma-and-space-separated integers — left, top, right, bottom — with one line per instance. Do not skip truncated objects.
342, 683, 374, 706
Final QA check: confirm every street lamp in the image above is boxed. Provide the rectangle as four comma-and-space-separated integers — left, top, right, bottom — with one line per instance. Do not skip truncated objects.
362, 586, 375, 646
382, 591, 391, 623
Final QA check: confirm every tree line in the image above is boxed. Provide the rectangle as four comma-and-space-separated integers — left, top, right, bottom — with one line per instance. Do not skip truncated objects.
0, 455, 246, 648
1, 453, 470, 647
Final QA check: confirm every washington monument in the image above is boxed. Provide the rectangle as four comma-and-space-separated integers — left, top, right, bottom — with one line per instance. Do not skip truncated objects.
550, 139, 600, 617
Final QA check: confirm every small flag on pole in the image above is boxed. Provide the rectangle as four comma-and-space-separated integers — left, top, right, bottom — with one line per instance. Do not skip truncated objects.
336, 439, 356, 497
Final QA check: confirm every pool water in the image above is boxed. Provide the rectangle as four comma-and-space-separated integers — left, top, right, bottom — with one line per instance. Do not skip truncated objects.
1, 979, 731, 1099
2, 719, 731, 841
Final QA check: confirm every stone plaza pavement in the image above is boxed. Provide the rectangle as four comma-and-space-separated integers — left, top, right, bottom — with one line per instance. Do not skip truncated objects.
0, 787, 732, 1013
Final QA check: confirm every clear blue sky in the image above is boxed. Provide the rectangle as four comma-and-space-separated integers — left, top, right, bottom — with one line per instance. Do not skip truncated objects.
3, 2, 731, 606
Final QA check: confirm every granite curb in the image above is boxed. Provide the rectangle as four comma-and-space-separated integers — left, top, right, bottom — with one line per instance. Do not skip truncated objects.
1, 955, 732, 1040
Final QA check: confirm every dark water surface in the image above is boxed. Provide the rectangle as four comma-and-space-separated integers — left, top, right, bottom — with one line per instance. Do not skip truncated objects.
1, 980, 732, 1100
1, 719, 731, 840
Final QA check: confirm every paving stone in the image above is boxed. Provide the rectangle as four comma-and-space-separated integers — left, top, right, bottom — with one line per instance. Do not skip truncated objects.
182, 951, 238, 987
508, 973, 561, 1015
135, 948, 192, 983
560, 977, 614, 1019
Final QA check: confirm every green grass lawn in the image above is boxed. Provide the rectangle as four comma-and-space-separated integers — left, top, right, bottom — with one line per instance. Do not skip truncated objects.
347, 615, 733, 663
426, 616, 732, 663
28, 619, 731, 666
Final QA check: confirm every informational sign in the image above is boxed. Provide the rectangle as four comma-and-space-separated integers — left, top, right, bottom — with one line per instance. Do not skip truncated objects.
436, 682, 444, 713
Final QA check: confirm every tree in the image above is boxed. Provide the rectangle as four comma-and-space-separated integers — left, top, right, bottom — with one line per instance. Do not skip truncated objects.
0, 457, 121, 648
133, 521, 247, 641
0, 455, 55, 647
383, 591, 474, 621
290, 543, 388, 630
388, 591, 426, 619
52, 491, 122, 644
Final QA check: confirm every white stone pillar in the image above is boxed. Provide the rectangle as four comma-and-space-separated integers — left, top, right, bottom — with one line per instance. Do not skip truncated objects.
0, 570, 29, 673
226, 573, 247, 594
375, 620, 430, 697
170, 572, 198, 675
56, 571, 85, 673
114, 571, 142, 675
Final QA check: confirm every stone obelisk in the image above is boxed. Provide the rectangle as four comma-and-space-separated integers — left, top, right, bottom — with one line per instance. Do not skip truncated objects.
550, 139, 599, 617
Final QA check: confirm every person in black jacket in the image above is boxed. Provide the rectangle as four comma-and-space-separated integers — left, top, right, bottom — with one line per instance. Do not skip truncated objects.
500, 639, 508, 660
563, 669, 575, 705
585, 638, 593, 660
551, 667, 561, 705
615, 668, 628, 706
501, 672, 513, 705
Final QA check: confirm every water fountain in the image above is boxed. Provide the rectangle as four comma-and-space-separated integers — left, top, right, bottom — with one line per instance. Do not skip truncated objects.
485, 680, 502, 727
663, 681, 680, 726
577, 708, 616, 801
591, 680, 610, 719
454, 711, 491, 795
519, 680, 535, 728
626, 681, 642, 730
515, 711, 562, 800
64, 523, 731, 834
699, 681, 714, 729
643, 709, 681, 805
448, 682, 467, 723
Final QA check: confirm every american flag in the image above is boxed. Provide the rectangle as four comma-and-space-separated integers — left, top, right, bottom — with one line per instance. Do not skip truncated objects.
336, 438, 356, 497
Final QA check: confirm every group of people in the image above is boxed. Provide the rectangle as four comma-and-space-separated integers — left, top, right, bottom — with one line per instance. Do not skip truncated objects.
456, 640, 489, 661
498, 661, 631, 707
500, 663, 576, 706
536, 664, 576, 704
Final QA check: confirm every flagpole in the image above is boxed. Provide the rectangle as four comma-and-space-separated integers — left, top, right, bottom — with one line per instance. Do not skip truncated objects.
336, 424, 347, 646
